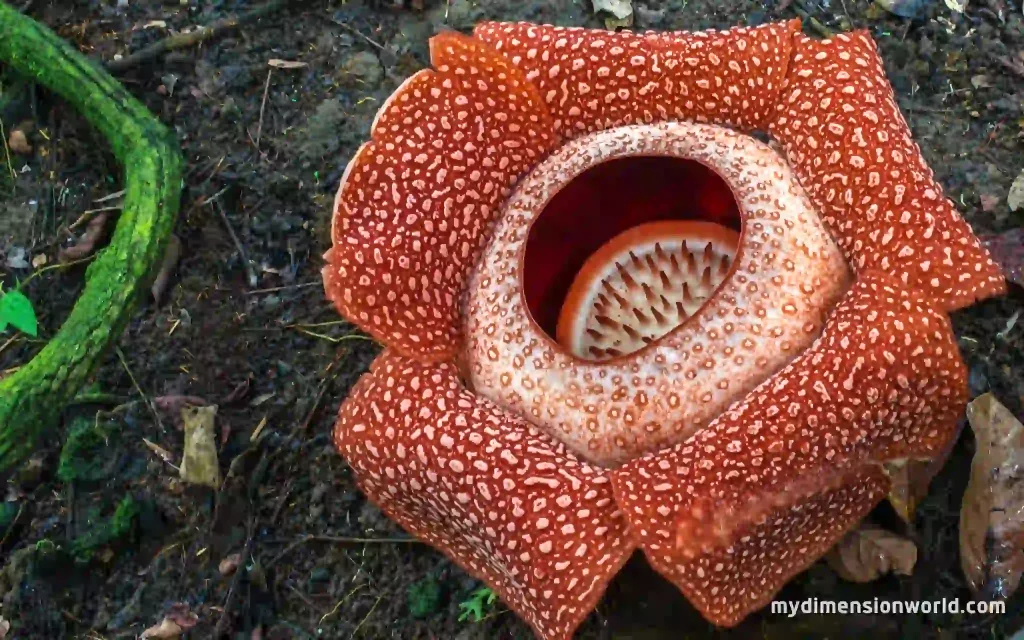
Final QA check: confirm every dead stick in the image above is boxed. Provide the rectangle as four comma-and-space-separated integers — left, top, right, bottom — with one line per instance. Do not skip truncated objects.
264, 534, 421, 570
214, 515, 257, 636
107, 0, 289, 73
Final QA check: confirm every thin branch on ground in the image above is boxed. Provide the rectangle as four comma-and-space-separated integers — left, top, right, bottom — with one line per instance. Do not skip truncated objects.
255, 69, 273, 150
115, 346, 164, 431
264, 534, 421, 570
244, 281, 321, 295
214, 515, 258, 636
212, 200, 259, 288
106, 0, 290, 73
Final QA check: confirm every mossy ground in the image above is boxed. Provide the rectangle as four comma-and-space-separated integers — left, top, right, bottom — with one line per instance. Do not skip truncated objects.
0, 0, 1022, 638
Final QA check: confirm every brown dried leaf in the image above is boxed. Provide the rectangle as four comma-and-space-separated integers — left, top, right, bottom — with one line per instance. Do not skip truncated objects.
219, 552, 242, 576
165, 603, 198, 630
140, 618, 183, 639
996, 51, 1024, 78
7, 129, 31, 155
154, 395, 208, 420
885, 426, 960, 523
59, 212, 109, 262
142, 438, 178, 470
141, 604, 197, 639
180, 405, 221, 488
826, 524, 917, 583
151, 234, 181, 304
960, 393, 1024, 598
979, 193, 1000, 212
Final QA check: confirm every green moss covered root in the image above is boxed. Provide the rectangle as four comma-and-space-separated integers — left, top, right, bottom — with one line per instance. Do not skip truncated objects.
0, 2, 182, 471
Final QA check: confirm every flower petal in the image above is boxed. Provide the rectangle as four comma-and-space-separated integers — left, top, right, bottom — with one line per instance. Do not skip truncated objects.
334, 351, 635, 640
473, 20, 799, 138
323, 32, 559, 362
768, 31, 1006, 311
611, 269, 967, 626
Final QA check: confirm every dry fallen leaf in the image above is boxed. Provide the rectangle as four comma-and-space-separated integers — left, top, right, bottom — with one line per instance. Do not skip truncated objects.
219, 552, 242, 576
141, 618, 183, 639
268, 58, 308, 69
0, 615, 10, 639
154, 394, 207, 419
141, 603, 197, 639
151, 234, 181, 304
979, 193, 1000, 212
59, 212, 109, 262
826, 523, 918, 582
142, 438, 179, 470
7, 129, 31, 155
961, 393, 1024, 599
996, 51, 1024, 78
180, 405, 221, 488
1008, 170, 1024, 212
884, 457, 948, 524
592, 0, 633, 28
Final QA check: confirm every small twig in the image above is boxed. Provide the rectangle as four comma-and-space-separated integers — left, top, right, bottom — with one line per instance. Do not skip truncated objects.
214, 516, 257, 636
68, 205, 122, 231
107, 0, 290, 73
318, 584, 365, 628
0, 334, 19, 358
213, 200, 258, 288
68, 391, 126, 406
18, 254, 95, 290
255, 69, 273, 151
0, 118, 17, 186
244, 281, 321, 295
264, 534, 420, 570
93, 189, 126, 203
322, 16, 387, 52
291, 328, 373, 344
0, 502, 24, 548
349, 594, 383, 639
295, 351, 349, 434
269, 477, 294, 525
115, 346, 165, 431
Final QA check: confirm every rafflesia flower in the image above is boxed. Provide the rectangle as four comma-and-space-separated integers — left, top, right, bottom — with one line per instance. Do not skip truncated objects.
322, 19, 1007, 639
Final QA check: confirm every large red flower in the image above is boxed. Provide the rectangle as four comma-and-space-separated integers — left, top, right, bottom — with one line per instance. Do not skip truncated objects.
323, 20, 1006, 639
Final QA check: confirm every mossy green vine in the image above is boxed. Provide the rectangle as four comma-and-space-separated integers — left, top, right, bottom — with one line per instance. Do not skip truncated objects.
0, 2, 182, 471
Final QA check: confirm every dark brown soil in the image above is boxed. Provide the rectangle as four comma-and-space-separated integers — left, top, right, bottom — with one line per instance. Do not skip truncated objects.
1, 0, 1023, 638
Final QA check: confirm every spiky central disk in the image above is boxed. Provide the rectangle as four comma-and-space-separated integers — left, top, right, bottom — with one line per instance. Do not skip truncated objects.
557, 221, 738, 360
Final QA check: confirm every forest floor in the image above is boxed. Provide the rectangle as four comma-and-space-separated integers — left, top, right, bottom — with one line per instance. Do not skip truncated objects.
1, 0, 1023, 638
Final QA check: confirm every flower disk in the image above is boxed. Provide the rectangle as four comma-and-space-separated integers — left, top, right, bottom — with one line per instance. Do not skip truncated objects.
466, 122, 851, 466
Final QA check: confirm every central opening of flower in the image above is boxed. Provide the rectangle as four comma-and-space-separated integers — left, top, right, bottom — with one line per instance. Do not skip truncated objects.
522, 156, 741, 360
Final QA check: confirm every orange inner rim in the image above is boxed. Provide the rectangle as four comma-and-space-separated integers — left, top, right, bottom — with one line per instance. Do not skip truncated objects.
522, 156, 742, 342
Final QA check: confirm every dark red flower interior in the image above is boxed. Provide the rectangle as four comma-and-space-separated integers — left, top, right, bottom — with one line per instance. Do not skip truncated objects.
523, 156, 742, 339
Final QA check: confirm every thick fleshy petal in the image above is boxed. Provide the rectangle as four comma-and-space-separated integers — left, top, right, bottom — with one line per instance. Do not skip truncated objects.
473, 20, 799, 139
323, 32, 559, 362
768, 31, 1006, 311
334, 351, 635, 640
611, 270, 967, 626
